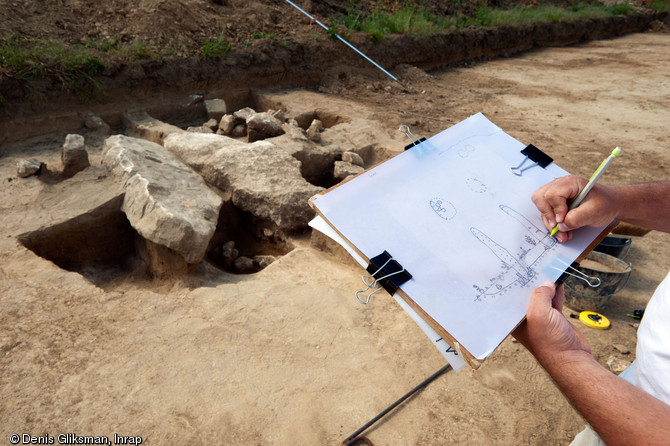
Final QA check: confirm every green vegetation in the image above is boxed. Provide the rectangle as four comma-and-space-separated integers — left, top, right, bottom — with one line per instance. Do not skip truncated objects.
332, 3, 447, 42
331, 1, 639, 41
0, 28, 234, 104
470, 2, 635, 27
1, 32, 104, 97
0, 0, 654, 106
200, 29, 232, 59
252, 31, 276, 39
649, 0, 670, 11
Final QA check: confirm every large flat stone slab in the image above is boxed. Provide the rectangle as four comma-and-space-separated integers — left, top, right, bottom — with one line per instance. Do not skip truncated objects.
163, 132, 323, 232
102, 135, 222, 264
121, 109, 184, 145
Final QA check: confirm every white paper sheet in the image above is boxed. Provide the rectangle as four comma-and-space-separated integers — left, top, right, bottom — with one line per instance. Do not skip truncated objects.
312, 113, 605, 361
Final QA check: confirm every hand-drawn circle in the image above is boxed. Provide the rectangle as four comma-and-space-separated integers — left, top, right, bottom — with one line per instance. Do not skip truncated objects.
466, 177, 487, 193
430, 198, 457, 220
458, 144, 476, 158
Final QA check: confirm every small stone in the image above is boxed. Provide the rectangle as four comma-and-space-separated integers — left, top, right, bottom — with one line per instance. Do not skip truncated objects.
233, 107, 256, 121
234, 256, 256, 274
221, 241, 239, 269
186, 126, 214, 133
16, 159, 43, 178
84, 113, 111, 135
204, 98, 227, 121
649, 20, 664, 32
218, 115, 238, 135
606, 356, 631, 374
281, 123, 307, 141
231, 123, 247, 137
246, 112, 285, 142
613, 344, 630, 354
176, 94, 206, 123
306, 119, 324, 142
333, 161, 364, 182
271, 109, 286, 122
254, 255, 276, 269
342, 151, 364, 167
204, 118, 219, 131
61, 134, 90, 176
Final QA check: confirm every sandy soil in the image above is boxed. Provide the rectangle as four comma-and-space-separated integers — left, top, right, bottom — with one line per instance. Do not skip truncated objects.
1, 31, 669, 445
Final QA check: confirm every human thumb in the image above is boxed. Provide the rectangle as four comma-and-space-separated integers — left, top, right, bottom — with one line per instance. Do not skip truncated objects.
527, 281, 556, 321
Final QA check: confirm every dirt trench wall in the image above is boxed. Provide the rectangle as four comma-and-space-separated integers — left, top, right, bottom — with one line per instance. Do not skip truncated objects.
0, 12, 667, 145
363, 13, 666, 70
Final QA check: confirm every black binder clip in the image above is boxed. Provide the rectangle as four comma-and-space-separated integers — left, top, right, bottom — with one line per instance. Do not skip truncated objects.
399, 125, 426, 150
355, 251, 413, 304
510, 144, 553, 176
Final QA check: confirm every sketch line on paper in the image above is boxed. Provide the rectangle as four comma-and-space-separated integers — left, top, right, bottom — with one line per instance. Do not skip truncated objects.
458, 144, 476, 158
471, 204, 557, 301
437, 130, 500, 156
430, 198, 457, 220
466, 177, 487, 193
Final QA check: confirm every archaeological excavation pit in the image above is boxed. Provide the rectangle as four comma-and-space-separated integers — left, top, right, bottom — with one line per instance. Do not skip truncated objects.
14, 97, 374, 290
18, 194, 299, 289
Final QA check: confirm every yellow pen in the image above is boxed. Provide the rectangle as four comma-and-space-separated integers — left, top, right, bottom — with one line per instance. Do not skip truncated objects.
550, 147, 622, 237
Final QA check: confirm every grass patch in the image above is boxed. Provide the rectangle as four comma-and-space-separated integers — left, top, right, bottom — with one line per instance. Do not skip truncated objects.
200, 29, 232, 59
648, 0, 670, 11
334, 1, 638, 40
1, 32, 104, 97
333, 3, 446, 42
471, 2, 636, 27
252, 31, 275, 39
0, 28, 234, 105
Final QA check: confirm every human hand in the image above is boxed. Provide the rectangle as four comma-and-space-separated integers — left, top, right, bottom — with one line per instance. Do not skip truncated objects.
513, 282, 591, 365
531, 175, 620, 243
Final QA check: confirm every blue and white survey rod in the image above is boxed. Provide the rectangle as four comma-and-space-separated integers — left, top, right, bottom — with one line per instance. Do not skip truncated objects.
283, 0, 400, 83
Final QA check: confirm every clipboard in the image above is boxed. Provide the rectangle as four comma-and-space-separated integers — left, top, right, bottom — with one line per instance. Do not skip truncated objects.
309, 113, 613, 369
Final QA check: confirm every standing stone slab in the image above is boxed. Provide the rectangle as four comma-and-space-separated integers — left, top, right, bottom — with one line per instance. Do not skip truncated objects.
102, 135, 222, 264
61, 133, 90, 177
163, 132, 323, 232
205, 98, 228, 121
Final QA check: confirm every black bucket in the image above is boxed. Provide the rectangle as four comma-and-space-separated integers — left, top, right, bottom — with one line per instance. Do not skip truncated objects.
564, 251, 632, 313
593, 236, 632, 260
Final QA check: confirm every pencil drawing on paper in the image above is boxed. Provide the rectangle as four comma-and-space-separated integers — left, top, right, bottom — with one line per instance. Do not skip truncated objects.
458, 144, 476, 158
430, 197, 457, 220
466, 177, 487, 193
471, 204, 557, 301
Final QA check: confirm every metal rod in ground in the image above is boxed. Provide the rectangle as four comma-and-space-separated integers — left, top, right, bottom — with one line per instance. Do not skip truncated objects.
342, 363, 452, 445
282, 0, 400, 83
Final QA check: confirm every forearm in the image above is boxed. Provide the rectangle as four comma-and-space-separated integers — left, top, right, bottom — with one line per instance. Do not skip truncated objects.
612, 182, 670, 233
539, 350, 670, 446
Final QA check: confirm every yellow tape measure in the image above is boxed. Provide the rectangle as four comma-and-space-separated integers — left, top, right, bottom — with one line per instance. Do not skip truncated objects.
579, 311, 611, 329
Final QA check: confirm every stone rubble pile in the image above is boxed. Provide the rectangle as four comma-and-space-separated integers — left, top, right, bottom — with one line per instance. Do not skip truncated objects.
17, 96, 381, 276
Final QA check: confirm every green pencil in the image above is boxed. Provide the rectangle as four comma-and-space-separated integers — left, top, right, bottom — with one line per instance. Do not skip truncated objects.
550, 147, 622, 237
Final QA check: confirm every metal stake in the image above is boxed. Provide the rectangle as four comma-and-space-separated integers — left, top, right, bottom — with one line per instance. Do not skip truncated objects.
342, 364, 452, 445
